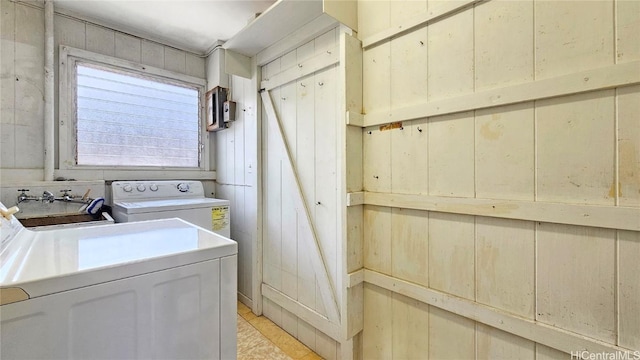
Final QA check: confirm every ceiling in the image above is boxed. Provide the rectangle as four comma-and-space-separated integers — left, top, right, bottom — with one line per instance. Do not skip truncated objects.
54, 0, 278, 55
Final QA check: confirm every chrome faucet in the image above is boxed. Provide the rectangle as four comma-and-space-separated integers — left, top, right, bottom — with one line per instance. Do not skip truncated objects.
17, 189, 31, 204
42, 191, 55, 203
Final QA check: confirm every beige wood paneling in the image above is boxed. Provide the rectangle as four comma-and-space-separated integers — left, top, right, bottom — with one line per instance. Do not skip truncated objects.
390, 0, 427, 28
363, 126, 391, 192
428, 307, 475, 359
535, 0, 614, 79
476, 217, 535, 319
390, 27, 428, 110
536, 344, 570, 360
427, 8, 473, 100
618, 85, 640, 207
363, 283, 393, 360
391, 208, 428, 288
474, 0, 533, 91
428, 111, 474, 197
362, 42, 390, 114
617, 0, 640, 63
536, 91, 615, 205
391, 292, 429, 359
618, 230, 640, 349
537, 223, 616, 343
357, 0, 390, 40
347, 205, 364, 273
391, 118, 428, 194
364, 205, 392, 275
428, 212, 474, 300
477, 324, 535, 360
475, 103, 535, 201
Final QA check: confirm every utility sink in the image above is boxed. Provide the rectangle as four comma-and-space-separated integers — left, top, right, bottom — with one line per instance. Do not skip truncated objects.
18, 212, 114, 231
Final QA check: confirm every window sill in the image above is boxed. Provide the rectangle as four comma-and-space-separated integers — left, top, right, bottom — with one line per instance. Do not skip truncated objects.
54, 168, 217, 182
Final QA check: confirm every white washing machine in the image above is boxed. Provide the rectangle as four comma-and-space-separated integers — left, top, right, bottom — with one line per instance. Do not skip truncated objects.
111, 180, 231, 238
0, 202, 237, 359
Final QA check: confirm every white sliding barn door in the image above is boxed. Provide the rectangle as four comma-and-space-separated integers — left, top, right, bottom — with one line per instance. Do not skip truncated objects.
260, 29, 344, 358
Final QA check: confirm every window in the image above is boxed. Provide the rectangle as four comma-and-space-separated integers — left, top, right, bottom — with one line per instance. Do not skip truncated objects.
59, 46, 208, 172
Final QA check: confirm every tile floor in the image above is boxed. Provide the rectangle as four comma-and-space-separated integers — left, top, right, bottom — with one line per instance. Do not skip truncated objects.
237, 301, 323, 360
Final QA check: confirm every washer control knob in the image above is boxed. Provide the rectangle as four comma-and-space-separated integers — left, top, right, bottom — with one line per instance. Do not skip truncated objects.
149, 184, 158, 192
177, 183, 190, 192
137, 184, 146, 192
123, 184, 133, 192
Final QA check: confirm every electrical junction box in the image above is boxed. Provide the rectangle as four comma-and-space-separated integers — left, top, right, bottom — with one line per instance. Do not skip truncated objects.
224, 101, 236, 123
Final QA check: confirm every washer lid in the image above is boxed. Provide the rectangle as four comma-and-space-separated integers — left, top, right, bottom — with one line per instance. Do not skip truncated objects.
0, 218, 237, 299
114, 198, 229, 214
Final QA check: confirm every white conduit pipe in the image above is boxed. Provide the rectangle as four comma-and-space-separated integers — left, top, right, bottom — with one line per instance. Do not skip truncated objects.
44, 0, 54, 181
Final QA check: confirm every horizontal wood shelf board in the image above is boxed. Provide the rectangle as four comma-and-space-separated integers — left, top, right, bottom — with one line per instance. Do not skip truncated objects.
360, 192, 640, 231
364, 270, 632, 355
358, 61, 640, 128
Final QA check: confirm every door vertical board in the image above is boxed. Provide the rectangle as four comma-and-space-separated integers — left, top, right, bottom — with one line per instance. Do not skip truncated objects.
428, 212, 475, 300
536, 91, 615, 205
474, 0, 533, 91
391, 208, 429, 288
390, 27, 428, 110
363, 283, 393, 359
618, 230, 640, 349
391, 118, 428, 195
534, 0, 613, 79
616, 0, 640, 63
476, 324, 535, 360
428, 307, 475, 359
428, 111, 475, 197
476, 217, 535, 319
427, 9, 474, 100
617, 85, 640, 207
391, 292, 429, 359
363, 205, 392, 275
475, 103, 535, 201
536, 223, 616, 343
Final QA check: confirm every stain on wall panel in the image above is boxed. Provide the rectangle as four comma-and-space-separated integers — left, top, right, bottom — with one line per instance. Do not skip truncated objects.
536, 91, 615, 205
391, 208, 428, 287
476, 217, 535, 319
428, 212, 475, 300
364, 205, 392, 275
476, 102, 535, 201
618, 230, 640, 349
474, 0, 534, 90
427, 8, 473, 100
617, 85, 640, 207
537, 223, 616, 343
477, 324, 535, 360
535, 0, 614, 79
428, 111, 474, 197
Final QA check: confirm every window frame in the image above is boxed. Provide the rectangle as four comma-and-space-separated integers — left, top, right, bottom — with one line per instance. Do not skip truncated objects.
59, 45, 210, 176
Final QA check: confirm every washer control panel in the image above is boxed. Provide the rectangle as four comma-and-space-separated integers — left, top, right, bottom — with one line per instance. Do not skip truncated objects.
112, 181, 207, 202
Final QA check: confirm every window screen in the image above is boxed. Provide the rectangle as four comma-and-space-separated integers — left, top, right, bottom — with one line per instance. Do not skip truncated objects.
76, 63, 200, 167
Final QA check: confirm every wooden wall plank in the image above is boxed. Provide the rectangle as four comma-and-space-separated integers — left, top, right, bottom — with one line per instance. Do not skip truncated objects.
114, 33, 141, 63
363, 205, 392, 275
535, 0, 614, 79
618, 230, 640, 349
391, 119, 428, 194
391, 208, 429, 288
475, 103, 535, 201
346, 126, 363, 193
363, 127, 391, 192
357, 0, 390, 40
390, 0, 427, 28
390, 27, 427, 109
363, 283, 393, 360
617, 0, 640, 63
477, 324, 535, 360
428, 111, 474, 197
347, 205, 364, 273
474, 0, 533, 91
476, 218, 535, 319
617, 85, 640, 207
391, 292, 429, 359
85, 24, 114, 56
427, 9, 473, 100
536, 344, 570, 360
362, 42, 390, 114
141, 40, 164, 69
536, 91, 615, 205
429, 307, 475, 359
428, 212, 475, 300
537, 223, 616, 343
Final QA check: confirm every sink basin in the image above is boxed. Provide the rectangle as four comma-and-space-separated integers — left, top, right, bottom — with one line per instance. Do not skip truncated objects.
18, 212, 114, 231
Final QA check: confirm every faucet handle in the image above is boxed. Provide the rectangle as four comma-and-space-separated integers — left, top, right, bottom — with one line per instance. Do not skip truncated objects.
17, 189, 29, 193
60, 189, 72, 195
